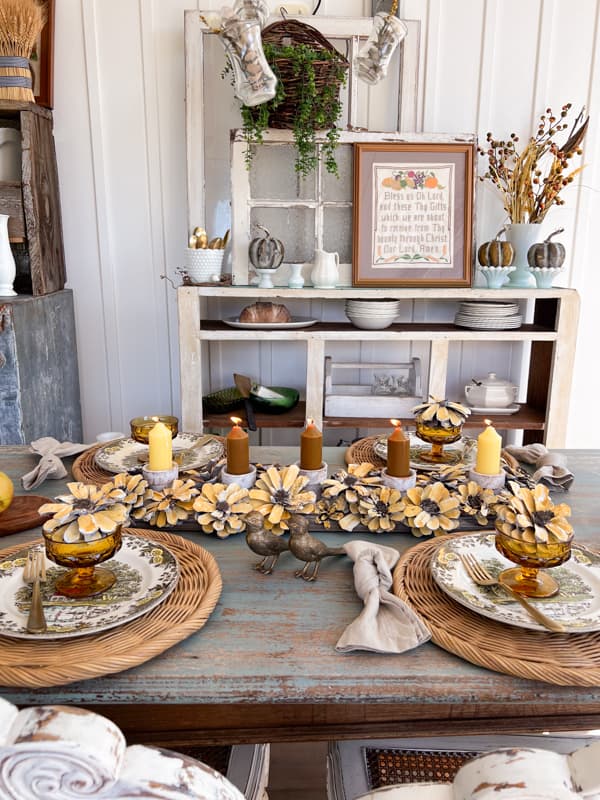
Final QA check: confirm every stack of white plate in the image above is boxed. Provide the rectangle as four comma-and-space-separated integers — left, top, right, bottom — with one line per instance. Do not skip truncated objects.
454, 301, 522, 330
345, 299, 400, 330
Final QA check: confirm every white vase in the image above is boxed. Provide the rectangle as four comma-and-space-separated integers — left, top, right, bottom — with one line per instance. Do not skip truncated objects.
0, 214, 17, 296
288, 263, 304, 289
505, 223, 540, 288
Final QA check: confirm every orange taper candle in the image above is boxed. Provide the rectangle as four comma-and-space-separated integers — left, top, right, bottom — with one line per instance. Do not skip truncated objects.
226, 416, 250, 475
300, 418, 323, 471
387, 419, 410, 477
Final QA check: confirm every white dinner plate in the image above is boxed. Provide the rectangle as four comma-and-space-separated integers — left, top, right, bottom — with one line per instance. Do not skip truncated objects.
373, 433, 476, 471
0, 533, 179, 640
224, 317, 318, 329
458, 302, 520, 316
454, 315, 523, 330
431, 532, 600, 633
95, 433, 224, 474
465, 403, 520, 415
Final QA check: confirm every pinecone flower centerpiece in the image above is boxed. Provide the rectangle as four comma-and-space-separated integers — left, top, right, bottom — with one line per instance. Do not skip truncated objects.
132, 478, 199, 528
193, 482, 253, 537
39, 481, 131, 599
412, 397, 471, 464
402, 482, 461, 537
493, 481, 573, 597
457, 480, 499, 526
249, 464, 316, 535
322, 462, 382, 505
338, 486, 406, 533
40, 482, 130, 544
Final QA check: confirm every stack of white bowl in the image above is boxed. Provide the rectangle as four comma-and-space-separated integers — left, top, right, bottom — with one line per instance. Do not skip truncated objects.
345, 299, 401, 330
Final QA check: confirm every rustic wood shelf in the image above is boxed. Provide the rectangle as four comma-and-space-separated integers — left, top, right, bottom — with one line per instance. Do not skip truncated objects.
179, 287, 578, 448
198, 320, 558, 342
203, 402, 545, 431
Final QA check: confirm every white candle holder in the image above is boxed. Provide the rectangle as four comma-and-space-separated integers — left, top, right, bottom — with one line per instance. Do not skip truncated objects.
469, 467, 506, 490
294, 461, 328, 496
221, 463, 257, 489
142, 463, 179, 490
381, 468, 417, 491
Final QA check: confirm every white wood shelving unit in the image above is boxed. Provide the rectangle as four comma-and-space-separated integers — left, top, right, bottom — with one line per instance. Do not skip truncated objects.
178, 285, 579, 448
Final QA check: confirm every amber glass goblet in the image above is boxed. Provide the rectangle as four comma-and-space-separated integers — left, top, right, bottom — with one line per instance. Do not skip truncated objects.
130, 415, 179, 444
494, 524, 573, 598
43, 526, 124, 599
415, 417, 463, 463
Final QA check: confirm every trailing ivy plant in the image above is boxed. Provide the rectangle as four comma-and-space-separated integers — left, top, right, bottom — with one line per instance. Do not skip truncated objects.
225, 42, 347, 178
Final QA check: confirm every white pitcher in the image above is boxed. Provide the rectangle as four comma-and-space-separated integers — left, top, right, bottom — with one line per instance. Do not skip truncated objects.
0, 214, 16, 296
311, 249, 339, 289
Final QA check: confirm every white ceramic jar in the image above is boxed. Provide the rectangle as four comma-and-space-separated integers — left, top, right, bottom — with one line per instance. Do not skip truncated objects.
464, 373, 517, 408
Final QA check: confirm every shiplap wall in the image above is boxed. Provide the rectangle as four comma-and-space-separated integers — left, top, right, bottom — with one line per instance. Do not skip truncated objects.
52, 0, 600, 446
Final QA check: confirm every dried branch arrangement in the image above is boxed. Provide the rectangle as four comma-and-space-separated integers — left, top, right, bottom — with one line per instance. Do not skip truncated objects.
0, 0, 46, 101
478, 104, 589, 224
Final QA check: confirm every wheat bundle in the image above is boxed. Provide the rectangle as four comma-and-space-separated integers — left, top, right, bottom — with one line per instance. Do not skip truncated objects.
0, 0, 47, 102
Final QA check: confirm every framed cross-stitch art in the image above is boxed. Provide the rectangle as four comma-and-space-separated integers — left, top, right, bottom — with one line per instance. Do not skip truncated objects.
353, 140, 475, 287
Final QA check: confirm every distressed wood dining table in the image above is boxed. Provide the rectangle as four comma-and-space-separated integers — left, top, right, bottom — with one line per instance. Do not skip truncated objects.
0, 445, 599, 747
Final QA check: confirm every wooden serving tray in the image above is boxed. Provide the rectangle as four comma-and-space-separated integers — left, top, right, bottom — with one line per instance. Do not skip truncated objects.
0, 496, 51, 537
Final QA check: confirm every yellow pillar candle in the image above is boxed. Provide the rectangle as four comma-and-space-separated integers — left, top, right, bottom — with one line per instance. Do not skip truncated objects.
148, 420, 173, 471
475, 419, 502, 475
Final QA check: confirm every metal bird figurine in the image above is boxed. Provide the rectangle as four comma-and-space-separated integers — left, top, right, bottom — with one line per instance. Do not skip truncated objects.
287, 514, 345, 582
245, 511, 289, 574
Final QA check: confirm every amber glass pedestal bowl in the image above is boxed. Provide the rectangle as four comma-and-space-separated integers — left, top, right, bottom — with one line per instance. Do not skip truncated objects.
129, 415, 179, 444
415, 418, 463, 464
43, 526, 124, 599
494, 525, 573, 598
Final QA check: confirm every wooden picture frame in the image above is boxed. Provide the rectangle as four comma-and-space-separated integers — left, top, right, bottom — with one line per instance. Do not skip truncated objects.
31, 0, 55, 108
352, 140, 475, 287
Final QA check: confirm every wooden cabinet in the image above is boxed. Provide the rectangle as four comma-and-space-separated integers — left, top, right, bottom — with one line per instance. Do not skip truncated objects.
0, 291, 82, 445
178, 285, 579, 448
0, 101, 66, 295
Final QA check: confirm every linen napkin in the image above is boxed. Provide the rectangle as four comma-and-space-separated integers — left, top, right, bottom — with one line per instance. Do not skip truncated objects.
21, 437, 91, 490
336, 540, 431, 654
504, 443, 574, 491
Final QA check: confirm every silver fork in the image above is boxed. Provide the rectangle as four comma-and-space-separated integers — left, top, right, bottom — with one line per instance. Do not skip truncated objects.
459, 553, 565, 633
23, 550, 47, 634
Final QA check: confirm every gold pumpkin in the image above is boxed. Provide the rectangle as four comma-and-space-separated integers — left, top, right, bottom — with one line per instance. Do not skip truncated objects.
477, 227, 514, 267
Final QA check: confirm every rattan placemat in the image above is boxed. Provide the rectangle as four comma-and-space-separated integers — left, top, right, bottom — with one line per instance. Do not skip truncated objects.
365, 747, 479, 787
346, 437, 517, 472
72, 439, 226, 485
72, 442, 128, 484
345, 436, 386, 468
0, 528, 222, 688
392, 534, 600, 686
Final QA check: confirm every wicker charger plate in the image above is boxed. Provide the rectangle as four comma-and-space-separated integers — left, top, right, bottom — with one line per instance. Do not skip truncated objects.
345, 436, 386, 468
72, 439, 226, 485
345, 436, 519, 473
0, 528, 222, 688
392, 533, 600, 686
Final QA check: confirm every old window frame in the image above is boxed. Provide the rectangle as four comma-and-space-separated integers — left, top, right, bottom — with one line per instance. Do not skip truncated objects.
185, 11, 421, 285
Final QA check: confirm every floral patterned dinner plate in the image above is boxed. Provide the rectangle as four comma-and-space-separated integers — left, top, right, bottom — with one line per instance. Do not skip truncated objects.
431, 532, 600, 633
373, 434, 477, 472
0, 532, 179, 640
94, 433, 224, 474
